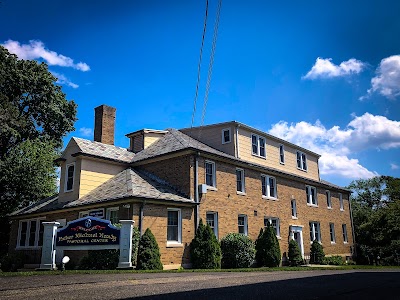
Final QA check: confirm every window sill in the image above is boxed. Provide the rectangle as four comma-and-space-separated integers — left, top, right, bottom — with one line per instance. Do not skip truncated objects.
236, 191, 246, 196
280, 162, 285, 165
327, 207, 333, 210
331, 242, 336, 244
222, 141, 231, 144
297, 167, 308, 172
291, 216, 298, 220
340, 209, 344, 212
206, 186, 218, 191
252, 153, 266, 159
262, 196, 278, 201
64, 189, 73, 193
16, 246, 42, 250
166, 242, 183, 248
307, 203, 318, 207
276, 236, 282, 240
343, 242, 348, 244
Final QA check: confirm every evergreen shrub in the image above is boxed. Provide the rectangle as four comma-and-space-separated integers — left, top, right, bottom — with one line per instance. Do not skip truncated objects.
255, 223, 281, 267
136, 228, 163, 270
190, 220, 221, 269
323, 255, 344, 265
220, 233, 255, 268
0, 252, 25, 272
310, 240, 325, 264
288, 239, 303, 266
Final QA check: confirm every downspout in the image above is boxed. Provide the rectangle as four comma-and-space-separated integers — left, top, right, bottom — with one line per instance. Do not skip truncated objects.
348, 194, 357, 258
139, 201, 145, 236
235, 124, 240, 158
194, 153, 200, 230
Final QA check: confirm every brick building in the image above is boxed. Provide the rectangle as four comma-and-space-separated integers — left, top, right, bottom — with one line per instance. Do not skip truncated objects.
9, 105, 354, 269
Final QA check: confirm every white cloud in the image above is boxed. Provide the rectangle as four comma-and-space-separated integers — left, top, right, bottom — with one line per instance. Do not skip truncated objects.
268, 112, 400, 179
51, 72, 79, 89
79, 127, 93, 137
303, 57, 365, 80
2, 39, 90, 71
364, 55, 400, 100
391, 163, 399, 170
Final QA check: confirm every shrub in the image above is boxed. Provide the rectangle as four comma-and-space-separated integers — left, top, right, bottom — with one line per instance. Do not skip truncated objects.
190, 219, 221, 269
136, 228, 163, 270
323, 255, 344, 265
79, 249, 119, 270
0, 252, 25, 272
255, 223, 281, 267
220, 233, 255, 268
288, 239, 303, 266
310, 240, 325, 264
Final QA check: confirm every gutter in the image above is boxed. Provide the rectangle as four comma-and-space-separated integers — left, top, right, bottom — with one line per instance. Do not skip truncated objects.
139, 201, 145, 236
194, 153, 200, 230
348, 196, 357, 258
235, 124, 240, 159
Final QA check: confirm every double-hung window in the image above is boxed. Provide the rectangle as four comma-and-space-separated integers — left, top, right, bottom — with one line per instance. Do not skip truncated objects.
265, 217, 280, 237
329, 223, 336, 243
306, 186, 318, 206
251, 134, 266, 158
291, 199, 297, 218
17, 219, 45, 248
326, 191, 332, 208
167, 209, 182, 244
205, 160, 216, 187
261, 175, 277, 199
65, 162, 75, 192
106, 207, 119, 224
342, 224, 348, 243
309, 221, 321, 242
236, 168, 245, 193
279, 145, 285, 164
339, 193, 344, 211
206, 212, 218, 238
222, 128, 231, 144
238, 214, 248, 235
297, 151, 307, 171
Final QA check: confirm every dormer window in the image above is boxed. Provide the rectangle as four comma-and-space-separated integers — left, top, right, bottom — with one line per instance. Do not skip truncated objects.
222, 128, 231, 144
65, 163, 75, 192
297, 151, 307, 171
251, 134, 266, 158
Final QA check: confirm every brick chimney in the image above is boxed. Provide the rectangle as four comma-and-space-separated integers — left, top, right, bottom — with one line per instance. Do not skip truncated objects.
94, 105, 116, 145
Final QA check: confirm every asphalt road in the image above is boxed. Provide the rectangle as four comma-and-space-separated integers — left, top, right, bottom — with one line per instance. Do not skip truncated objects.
0, 269, 399, 300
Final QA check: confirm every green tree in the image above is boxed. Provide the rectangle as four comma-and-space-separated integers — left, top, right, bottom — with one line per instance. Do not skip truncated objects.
348, 176, 400, 265
220, 233, 255, 269
190, 219, 221, 269
288, 239, 303, 266
136, 228, 163, 270
255, 223, 281, 267
0, 45, 77, 256
310, 240, 325, 264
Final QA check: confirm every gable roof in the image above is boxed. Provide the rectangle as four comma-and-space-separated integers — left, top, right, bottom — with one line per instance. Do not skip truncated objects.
71, 137, 135, 163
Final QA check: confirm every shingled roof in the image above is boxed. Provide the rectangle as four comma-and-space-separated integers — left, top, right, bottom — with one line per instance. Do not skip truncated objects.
131, 129, 236, 162
72, 137, 135, 163
66, 168, 193, 207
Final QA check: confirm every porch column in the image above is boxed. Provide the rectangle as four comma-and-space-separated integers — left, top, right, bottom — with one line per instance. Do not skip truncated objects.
117, 220, 134, 269
38, 222, 59, 270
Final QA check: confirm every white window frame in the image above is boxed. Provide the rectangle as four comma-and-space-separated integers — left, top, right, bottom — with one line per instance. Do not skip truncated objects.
309, 221, 321, 242
167, 208, 182, 245
64, 162, 75, 192
342, 224, 348, 243
279, 144, 285, 164
238, 214, 248, 236
205, 160, 216, 188
221, 128, 231, 144
206, 212, 218, 239
265, 217, 280, 237
261, 175, 277, 199
306, 185, 318, 206
291, 199, 298, 219
16, 218, 46, 249
106, 207, 119, 224
329, 223, 336, 243
339, 193, 344, 211
236, 168, 245, 194
326, 190, 332, 208
251, 134, 266, 158
296, 151, 307, 171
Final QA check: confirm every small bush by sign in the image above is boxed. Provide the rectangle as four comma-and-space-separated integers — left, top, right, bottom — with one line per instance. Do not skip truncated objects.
137, 228, 163, 270
190, 219, 221, 269
0, 252, 25, 272
220, 233, 255, 269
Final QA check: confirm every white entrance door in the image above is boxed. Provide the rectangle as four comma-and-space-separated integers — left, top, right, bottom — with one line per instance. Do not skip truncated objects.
290, 225, 304, 258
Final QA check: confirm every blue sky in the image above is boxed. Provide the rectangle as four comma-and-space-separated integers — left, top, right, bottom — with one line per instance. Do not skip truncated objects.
1, 0, 400, 187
